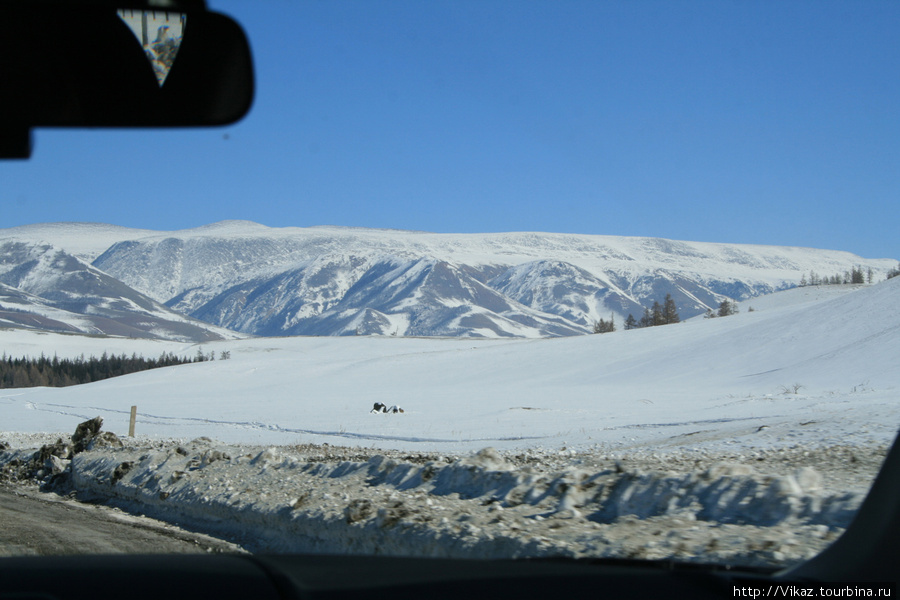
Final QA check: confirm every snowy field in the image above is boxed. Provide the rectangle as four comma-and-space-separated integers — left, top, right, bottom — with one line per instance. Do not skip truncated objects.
3, 280, 898, 453
1, 279, 898, 564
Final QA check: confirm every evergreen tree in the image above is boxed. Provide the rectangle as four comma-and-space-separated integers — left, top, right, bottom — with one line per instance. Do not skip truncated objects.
13, 367, 30, 388
663, 294, 680, 324
624, 314, 637, 330
592, 315, 616, 334
639, 307, 653, 328
651, 301, 665, 326
717, 299, 736, 317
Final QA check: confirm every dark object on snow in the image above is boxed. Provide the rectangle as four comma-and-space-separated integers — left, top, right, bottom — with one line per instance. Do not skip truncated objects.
36, 438, 71, 463
111, 461, 133, 484
72, 417, 104, 453
90, 431, 124, 450
0, 416, 120, 489
370, 403, 404, 414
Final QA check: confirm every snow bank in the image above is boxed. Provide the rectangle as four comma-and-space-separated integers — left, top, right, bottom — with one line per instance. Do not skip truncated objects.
52, 437, 869, 566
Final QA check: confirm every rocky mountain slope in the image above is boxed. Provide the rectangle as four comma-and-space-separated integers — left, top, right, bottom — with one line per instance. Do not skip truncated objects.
0, 240, 239, 342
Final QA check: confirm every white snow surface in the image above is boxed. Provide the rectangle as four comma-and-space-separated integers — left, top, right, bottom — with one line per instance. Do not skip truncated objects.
9, 220, 894, 285
2, 278, 898, 563
0, 222, 160, 262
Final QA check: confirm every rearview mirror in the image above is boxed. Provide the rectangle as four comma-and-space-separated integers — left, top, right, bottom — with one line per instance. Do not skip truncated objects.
1, 1, 254, 158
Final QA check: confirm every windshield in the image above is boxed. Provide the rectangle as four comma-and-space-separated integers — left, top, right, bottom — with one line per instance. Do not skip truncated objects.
1, 0, 898, 571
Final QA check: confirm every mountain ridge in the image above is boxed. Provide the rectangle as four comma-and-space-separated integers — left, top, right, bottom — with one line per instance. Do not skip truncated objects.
7, 220, 897, 262
0, 240, 242, 342
2, 221, 896, 339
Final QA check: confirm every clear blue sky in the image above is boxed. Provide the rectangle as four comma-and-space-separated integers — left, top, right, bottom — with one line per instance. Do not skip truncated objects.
3, 0, 898, 259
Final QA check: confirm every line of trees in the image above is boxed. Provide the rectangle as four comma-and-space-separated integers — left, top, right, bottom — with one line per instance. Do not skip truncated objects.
624, 293, 680, 330
704, 298, 741, 319
800, 266, 872, 287
593, 293, 681, 334
592, 316, 616, 334
0, 351, 213, 389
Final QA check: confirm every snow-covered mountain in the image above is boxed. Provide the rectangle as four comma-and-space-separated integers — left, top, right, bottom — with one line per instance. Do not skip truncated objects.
1, 221, 895, 339
0, 240, 239, 342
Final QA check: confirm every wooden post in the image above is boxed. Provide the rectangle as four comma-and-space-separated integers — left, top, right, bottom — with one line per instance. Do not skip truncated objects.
129, 405, 137, 437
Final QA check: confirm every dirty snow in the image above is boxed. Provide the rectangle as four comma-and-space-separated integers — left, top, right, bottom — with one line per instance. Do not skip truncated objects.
44, 436, 876, 567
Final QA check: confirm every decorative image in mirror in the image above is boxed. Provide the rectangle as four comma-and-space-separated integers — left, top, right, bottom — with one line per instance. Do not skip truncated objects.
116, 10, 186, 86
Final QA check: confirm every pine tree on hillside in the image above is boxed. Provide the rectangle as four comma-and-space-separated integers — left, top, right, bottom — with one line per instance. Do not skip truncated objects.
717, 299, 736, 317
592, 315, 616, 334
639, 307, 653, 328
624, 314, 637, 330
650, 301, 665, 326
663, 293, 680, 324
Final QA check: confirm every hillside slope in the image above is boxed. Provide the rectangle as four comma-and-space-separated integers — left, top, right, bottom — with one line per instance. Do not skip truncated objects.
0, 241, 240, 342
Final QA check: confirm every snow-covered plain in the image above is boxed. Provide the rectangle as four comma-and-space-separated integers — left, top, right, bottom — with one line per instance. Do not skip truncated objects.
1, 279, 898, 564
4, 280, 897, 452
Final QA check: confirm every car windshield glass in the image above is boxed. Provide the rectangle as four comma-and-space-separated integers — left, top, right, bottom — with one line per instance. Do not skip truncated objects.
0, 0, 898, 571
